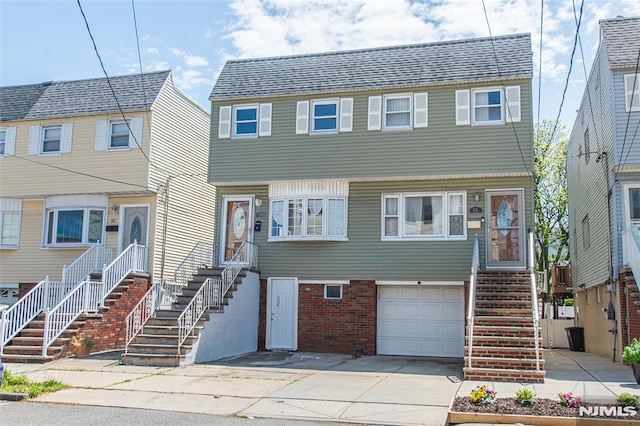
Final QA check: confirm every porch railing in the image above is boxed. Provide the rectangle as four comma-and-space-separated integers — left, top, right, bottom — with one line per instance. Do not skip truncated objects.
466, 234, 480, 369
41, 242, 148, 356
174, 242, 215, 287
177, 241, 257, 354
1, 278, 75, 354
124, 279, 182, 354
62, 242, 114, 285
528, 230, 541, 371
41, 280, 104, 356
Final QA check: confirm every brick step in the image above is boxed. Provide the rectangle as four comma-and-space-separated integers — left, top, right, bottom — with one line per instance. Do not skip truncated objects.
2, 344, 62, 356
475, 282, 532, 289
465, 346, 541, 359
466, 356, 545, 370
463, 366, 545, 383
122, 353, 185, 367
466, 335, 541, 348
474, 290, 532, 298
472, 316, 535, 327
475, 300, 532, 309
474, 307, 533, 316
0, 354, 54, 363
468, 325, 537, 338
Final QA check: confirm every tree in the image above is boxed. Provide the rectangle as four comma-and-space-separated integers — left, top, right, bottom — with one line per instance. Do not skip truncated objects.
534, 119, 569, 277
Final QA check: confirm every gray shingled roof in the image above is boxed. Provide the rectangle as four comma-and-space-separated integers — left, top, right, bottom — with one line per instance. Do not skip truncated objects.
210, 33, 532, 101
0, 70, 170, 122
600, 16, 640, 69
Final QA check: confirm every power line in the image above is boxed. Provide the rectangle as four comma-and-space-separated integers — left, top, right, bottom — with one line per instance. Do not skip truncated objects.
130, 0, 153, 140
481, 0, 530, 175
536, 0, 544, 126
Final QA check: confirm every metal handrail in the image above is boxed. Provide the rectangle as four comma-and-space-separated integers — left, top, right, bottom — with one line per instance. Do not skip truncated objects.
466, 235, 480, 369
174, 242, 214, 287
124, 279, 182, 354
100, 241, 148, 303
62, 242, 114, 284
176, 241, 257, 354
528, 230, 541, 371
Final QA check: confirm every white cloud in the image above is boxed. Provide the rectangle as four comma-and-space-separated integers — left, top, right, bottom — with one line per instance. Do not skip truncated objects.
146, 47, 160, 55
172, 67, 215, 90
145, 60, 170, 72
184, 54, 209, 67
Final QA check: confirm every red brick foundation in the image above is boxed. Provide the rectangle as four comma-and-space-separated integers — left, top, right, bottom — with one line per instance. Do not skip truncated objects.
258, 279, 377, 355
619, 269, 640, 347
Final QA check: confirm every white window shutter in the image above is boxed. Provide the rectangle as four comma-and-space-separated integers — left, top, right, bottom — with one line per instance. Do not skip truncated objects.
218, 106, 231, 138
505, 86, 521, 123
259, 103, 272, 136
339, 98, 353, 132
4, 127, 16, 155
414, 93, 428, 128
129, 117, 143, 148
95, 120, 108, 151
28, 125, 41, 155
296, 101, 309, 134
368, 96, 382, 130
60, 123, 73, 153
455, 90, 470, 125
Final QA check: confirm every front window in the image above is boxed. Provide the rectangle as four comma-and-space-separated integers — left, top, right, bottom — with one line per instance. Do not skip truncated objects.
42, 126, 61, 153
0, 129, 6, 155
384, 95, 411, 129
46, 208, 105, 246
624, 73, 640, 112
0, 211, 20, 248
382, 192, 466, 240
312, 100, 338, 132
270, 196, 347, 241
473, 89, 503, 124
234, 106, 258, 136
110, 121, 130, 149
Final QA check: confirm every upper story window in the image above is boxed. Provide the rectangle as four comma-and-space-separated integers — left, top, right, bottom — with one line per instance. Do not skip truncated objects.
218, 103, 271, 139
28, 123, 73, 155
0, 198, 22, 249
456, 86, 520, 125
296, 98, 352, 134
368, 93, 427, 131
382, 192, 466, 240
624, 73, 640, 112
268, 181, 348, 241
0, 127, 16, 158
44, 195, 106, 247
95, 117, 143, 151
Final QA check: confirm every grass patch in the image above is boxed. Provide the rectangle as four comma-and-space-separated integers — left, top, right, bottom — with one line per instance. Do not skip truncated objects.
1, 369, 68, 398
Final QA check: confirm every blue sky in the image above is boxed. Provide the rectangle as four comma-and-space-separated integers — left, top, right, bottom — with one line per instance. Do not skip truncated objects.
1, 0, 639, 130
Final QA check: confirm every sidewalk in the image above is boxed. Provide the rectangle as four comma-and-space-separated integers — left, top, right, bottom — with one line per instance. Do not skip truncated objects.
3, 349, 639, 425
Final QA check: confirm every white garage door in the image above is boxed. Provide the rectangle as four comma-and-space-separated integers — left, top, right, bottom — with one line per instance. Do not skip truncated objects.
377, 285, 464, 357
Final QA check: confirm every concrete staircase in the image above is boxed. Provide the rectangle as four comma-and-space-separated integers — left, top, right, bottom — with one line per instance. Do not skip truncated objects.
122, 268, 245, 367
1, 278, 139, 363
464, 270, 545, 383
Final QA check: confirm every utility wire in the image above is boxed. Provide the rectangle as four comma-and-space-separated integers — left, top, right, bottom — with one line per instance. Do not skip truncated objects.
481, 0, 530, 175
130, 0, 153, 140
536, 0, 544, 126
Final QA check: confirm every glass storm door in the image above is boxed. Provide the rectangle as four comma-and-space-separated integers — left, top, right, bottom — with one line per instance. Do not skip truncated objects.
222, 198, 252, 263
121, 206, 148, 251
486, 191, 525, 268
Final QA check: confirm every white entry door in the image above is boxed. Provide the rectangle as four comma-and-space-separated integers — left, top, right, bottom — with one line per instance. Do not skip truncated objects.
120, 205, 149, 252
266, 278, 298, 350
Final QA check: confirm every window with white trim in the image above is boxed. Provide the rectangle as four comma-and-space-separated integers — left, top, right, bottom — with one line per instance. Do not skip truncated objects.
368, 93, 428, 131
456, 86, 520, 125
0, 199, 21, 248
473, 89, 503, 124
95, 118, 142, 151
218, 103, 272, 138
234, 105, 258, 136
270, 197, 347, 241
0, 129, 6, 156
382, 192, 466, 240
625, 73, 640, 112
312, 100, 338, 133
296, 98, 352, 134
384, 94, 411, 128
324, 284, 342, 299
109, 121, 130, 148
45, 208, 105, 246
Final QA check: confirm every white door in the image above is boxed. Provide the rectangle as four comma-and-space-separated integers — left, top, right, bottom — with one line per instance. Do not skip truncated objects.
120, 205, 149, 252
377, 285, 464, 357
267, 278, 298, 350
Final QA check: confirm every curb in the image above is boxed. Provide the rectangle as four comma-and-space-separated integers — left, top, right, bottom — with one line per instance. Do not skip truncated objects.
0, 392, 27, 401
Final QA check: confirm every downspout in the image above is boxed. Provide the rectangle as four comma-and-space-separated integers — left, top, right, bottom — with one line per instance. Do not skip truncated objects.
601, 151, 617, 361
159, 176, 172, 279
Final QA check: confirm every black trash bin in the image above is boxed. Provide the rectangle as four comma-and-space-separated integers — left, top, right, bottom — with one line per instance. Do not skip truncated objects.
565, 327, 585, 351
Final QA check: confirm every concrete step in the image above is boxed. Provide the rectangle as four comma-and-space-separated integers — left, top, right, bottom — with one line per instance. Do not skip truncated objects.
126, 343, 191, 355
0, 354, 54, 363
2, 344, 62, 356
122, 353, 184, 367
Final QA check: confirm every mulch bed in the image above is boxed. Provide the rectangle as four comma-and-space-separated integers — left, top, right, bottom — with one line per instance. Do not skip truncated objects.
451, 397, 640, 420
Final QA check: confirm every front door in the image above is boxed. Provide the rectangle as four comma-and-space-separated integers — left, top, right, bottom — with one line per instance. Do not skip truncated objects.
486, 191, 525, 268
266, 278, 298, 350
221, 197, 252, 264
120, 205, 149, 252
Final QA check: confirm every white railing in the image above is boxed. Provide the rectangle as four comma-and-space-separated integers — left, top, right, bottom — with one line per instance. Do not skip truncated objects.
124, 279, 182, 354
100, 241, 147, 304
41, 280, 104, 356
176, 241, 257, 354
62, 242, 114, 285
1, 278, 77, 355
528, 230, 541, 371
466, 235, 480, 369
174, 242, 215, 287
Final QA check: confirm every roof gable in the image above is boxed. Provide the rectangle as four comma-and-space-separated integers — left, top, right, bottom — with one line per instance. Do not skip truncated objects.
600, 16, 640, 69
211, 33, 532, 101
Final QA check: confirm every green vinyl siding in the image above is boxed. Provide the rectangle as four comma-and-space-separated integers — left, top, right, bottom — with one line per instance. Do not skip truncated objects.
216, 177, 533, 281
209, 81, 533, 184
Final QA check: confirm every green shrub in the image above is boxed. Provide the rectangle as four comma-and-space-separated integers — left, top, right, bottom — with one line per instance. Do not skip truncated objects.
623, 338, 640, 364
563, 298, 574, 306
617, 392, 639, 407
515, 388, 537, 405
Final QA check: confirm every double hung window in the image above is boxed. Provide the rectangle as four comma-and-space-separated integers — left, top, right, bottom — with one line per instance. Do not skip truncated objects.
0, 199, 21, 248
234, 106, 258, 136
625, 73, 640, 112
473, 89, 503, 124
0, 129, 6, 155
42, 126, 62, 153
110, 121, 130, 148
384, 95, 411, 129
312, 100, 338, 132
270, 197, 346, 240
382, 192, 465, 240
